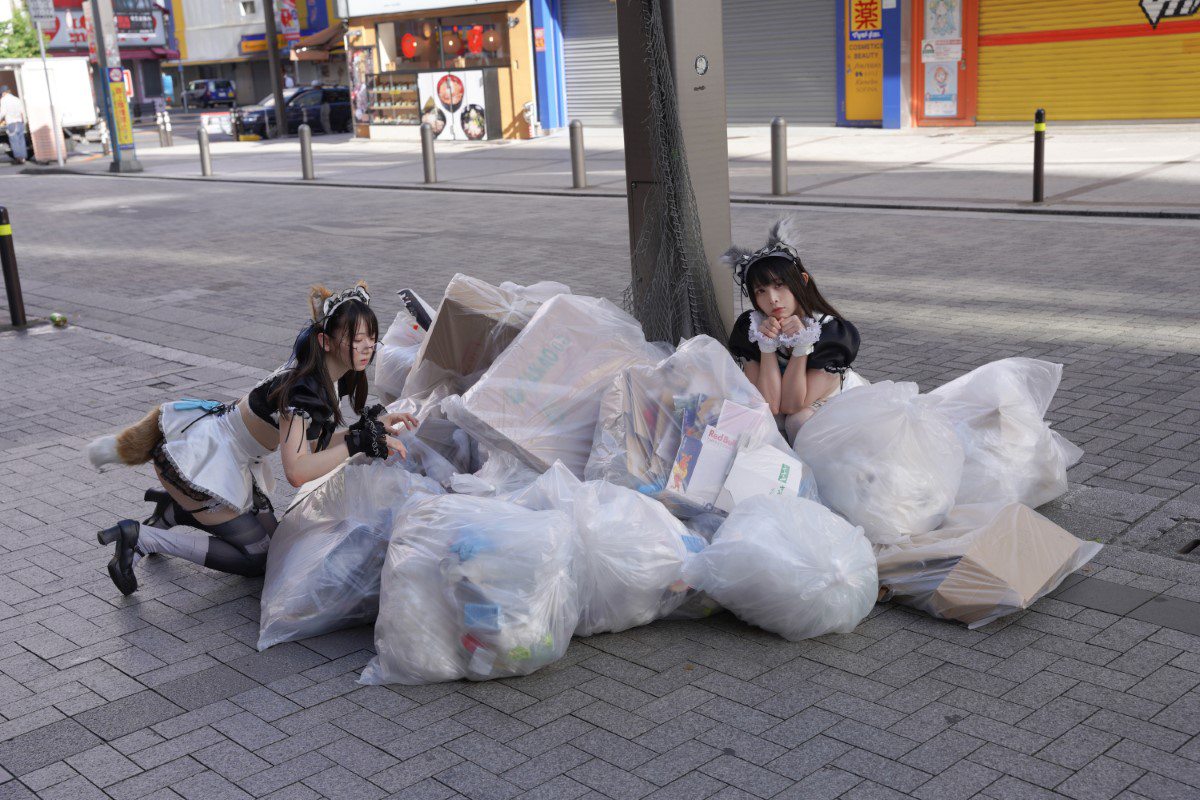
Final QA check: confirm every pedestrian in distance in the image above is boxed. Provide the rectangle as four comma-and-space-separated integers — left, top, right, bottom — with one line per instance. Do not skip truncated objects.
0, 85, 27, 164
86, 282, 419, 595
725, 219, 863, 444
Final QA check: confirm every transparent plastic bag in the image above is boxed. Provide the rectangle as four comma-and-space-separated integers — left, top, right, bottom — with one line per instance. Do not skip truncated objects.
360, 494, 579, 685
446, 294, 667, 477
450, 448, 540, 497
258, 462, 444, 650
587, 336, 797, 517
930, 358, 1083, 508
375, 309, 425, 405
683, 494, 878, 640
876, 502, 1102, 629
402, 274, 569, 404
794, 381, 964, 545
507, 465, 693, 635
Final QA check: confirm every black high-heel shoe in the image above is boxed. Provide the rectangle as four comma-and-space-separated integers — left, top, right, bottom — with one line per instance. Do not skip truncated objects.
143, 489, 173, 528
97, 520, 140, 596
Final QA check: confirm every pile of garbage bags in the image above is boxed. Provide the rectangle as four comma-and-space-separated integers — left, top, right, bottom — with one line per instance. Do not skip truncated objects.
256, 274, 1098, 686
587, 336, 818, 517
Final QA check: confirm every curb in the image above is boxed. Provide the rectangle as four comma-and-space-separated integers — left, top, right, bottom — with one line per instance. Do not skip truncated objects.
19, 165, 1200, 221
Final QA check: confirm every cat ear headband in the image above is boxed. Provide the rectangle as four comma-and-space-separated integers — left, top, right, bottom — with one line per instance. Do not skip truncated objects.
722, 219, 805, 297
308, 283, 371, 327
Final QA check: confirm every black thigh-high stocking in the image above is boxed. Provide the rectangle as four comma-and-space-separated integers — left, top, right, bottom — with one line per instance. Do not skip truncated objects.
136, 511, 274, 577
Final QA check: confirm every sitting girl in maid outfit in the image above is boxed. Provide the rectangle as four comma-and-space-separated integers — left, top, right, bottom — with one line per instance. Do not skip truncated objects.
726, 220, 862, 444
87, 282, 418, 596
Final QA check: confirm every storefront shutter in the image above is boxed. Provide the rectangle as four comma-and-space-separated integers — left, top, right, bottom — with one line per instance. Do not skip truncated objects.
978, 0, 1200, 121
562, 0, 623, 126
723, 0, 836, 125
561, 0, 837, 127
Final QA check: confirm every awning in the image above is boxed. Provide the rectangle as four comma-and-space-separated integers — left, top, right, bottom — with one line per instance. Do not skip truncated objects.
296, 23, 346, 50
290, 23, 346, 63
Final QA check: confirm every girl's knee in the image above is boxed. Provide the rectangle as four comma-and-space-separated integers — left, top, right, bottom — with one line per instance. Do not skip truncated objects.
785, 409, 815, 443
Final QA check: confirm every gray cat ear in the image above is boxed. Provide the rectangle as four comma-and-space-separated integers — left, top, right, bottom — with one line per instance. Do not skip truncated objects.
721, 245, 754, 268
767, 217, 803, 252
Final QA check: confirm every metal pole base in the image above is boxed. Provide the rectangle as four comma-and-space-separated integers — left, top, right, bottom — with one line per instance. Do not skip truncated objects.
109, 158, 144, 173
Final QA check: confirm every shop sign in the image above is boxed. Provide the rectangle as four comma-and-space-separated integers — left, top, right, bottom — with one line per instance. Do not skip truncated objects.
844, 0, 883, 121
1141, 0, 1200, 28
45, 8, 167, 50
534, 27, 545, 53
26, 0, 54, 27
240, 34, 290, 55
279, 0, 301, 42
921, 38, 962, 62
339, 0, 496, 16
108, 66, 135, 149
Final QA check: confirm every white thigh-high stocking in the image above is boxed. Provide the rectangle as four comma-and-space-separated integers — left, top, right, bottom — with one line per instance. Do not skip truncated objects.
134, 523, 211, 568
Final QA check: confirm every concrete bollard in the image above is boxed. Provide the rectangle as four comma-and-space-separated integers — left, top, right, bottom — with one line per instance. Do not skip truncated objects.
569, 120, 587, 189
299, 124, 315, 180
420, 122, 437, 184
198, 128, 212, 176
771, 117, 788, 196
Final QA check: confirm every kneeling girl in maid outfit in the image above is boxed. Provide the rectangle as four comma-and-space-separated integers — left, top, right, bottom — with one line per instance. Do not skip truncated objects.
725, 220, 862, 444
87, 282, 418, 595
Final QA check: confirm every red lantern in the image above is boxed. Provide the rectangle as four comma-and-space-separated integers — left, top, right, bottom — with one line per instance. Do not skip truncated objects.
400, 32, 418, 59
467, 26, 484, 54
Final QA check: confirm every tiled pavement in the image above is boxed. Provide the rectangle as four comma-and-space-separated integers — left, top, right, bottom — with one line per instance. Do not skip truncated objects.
0, 175, 1198, 798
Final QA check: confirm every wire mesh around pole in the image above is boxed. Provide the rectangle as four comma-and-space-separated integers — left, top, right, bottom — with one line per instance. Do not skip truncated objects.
623, 0, 726, 347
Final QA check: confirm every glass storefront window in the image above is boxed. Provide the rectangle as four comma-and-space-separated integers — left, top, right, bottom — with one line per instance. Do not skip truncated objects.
376, 13, 509, 74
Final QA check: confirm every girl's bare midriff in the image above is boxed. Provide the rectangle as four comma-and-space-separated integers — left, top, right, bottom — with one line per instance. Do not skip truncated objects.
239, 397, 282, 452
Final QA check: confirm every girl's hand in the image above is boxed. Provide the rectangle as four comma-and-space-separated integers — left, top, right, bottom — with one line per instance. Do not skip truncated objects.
758, 316, 782, 339
385, 435, 408, 459
779, 315, 803, 336
382, 412, 419, 436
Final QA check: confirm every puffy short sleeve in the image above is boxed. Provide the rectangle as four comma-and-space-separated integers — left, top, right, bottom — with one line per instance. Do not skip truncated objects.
728, 310, 761, 363
808, 318, 860, 374
283, 378, 336, 449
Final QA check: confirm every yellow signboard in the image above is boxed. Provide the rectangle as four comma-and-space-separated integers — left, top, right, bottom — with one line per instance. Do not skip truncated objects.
845, 0, 883, 122
109, 79, 134, 147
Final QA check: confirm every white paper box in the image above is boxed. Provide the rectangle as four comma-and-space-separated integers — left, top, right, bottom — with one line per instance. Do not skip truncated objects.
715, 446, 810, 513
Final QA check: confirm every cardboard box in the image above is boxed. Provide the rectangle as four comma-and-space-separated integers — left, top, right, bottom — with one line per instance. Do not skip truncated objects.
404, 274, 541, 401
878, 503, 1093, 627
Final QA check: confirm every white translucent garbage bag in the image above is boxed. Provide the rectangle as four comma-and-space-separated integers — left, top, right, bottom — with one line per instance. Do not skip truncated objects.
450, 448, 540, 497
587, 335, 800, 518
794, 381, 964, 545
258, 461, 445, 650
507, 464, 694, 635
876, 502, 1102, 629
360, 494, 579, 685
930, 358, 1083, 508
402, 274, 570, 403
375, 308, 425, 405
446, 294, 667, 477
683, 494, 878, 640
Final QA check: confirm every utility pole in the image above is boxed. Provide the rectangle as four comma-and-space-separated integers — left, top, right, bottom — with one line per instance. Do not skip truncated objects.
262, 0, 287, 135
88, 0, 142, 172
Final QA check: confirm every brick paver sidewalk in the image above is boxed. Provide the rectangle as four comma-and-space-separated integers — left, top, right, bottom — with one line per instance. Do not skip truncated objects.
0, 175, 1198, 798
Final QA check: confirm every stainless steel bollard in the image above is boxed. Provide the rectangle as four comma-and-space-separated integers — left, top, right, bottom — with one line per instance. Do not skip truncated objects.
420, 122, 437, 184
569, 119, 587, 189
771, 117, 788, 196
155, 112, 167, 147
198, 128, 212, 176
164, 109, 174, 147
299, 123, 315, 180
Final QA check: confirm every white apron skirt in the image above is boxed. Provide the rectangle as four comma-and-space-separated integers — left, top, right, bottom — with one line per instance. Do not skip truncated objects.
158, 401, 275, 513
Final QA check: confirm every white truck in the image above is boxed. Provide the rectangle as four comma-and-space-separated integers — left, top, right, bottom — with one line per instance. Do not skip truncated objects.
0, 57, 98, 161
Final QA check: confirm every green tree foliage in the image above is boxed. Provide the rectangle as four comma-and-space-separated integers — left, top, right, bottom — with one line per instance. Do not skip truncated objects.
0, 9, 43, 59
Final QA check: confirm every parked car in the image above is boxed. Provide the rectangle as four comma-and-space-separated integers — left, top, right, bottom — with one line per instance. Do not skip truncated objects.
186, 79, 236, 108
233, 86, 352, 138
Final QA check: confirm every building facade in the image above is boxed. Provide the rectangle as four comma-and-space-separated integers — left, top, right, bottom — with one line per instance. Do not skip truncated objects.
170, 0, 346, 106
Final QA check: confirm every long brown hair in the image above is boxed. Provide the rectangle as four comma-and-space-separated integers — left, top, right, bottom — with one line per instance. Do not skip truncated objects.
271, 285, 378, 426
745, 255, 843, 320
